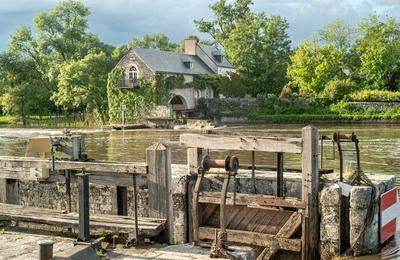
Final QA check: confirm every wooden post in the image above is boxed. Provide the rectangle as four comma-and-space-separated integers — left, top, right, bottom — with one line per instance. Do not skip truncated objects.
187, 147, 202, 242
0, 179, 19, 204
146, 142, 173, 244
301, 126, 319, 260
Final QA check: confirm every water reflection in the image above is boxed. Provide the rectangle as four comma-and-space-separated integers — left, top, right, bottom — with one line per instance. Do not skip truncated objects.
0, 124, 399, 258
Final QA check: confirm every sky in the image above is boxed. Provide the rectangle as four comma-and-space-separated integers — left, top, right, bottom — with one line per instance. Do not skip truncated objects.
0, 0, 399, 51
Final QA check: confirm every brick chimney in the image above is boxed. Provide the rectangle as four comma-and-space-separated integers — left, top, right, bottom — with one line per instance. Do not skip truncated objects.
184, 38, 198, 55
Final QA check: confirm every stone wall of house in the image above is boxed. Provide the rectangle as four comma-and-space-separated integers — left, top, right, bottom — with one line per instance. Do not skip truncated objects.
118, 50, 154, 80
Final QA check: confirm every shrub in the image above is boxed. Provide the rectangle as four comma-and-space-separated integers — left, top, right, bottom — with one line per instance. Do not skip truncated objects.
348, 90, 400, 102
320, 79, 359, 102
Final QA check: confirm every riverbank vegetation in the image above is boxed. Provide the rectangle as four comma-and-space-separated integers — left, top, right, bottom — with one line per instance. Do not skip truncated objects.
0, 0, 399, 126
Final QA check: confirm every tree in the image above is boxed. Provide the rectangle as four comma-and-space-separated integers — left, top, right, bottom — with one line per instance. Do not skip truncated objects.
196, 0, 291, 96
2, 0, 115, 123
319, 20, 354, 50
0, 53, 50, 124
355, 15, 400, 90
54, 52, 114, 124
287, 40, 345, 94
129, 34, 179, 51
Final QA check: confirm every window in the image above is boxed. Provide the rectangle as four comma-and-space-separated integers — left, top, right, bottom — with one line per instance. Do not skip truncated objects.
128, 66, 138, 82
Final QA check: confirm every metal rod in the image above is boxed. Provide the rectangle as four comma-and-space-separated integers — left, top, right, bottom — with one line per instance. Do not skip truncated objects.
220, 172, 231, 233
77, 172, 90, 242
320, 137, 324, 169
65, 170, 72, 213
277, 153, 284, 197
251, 151, 256, 194
133, 174, 139, 242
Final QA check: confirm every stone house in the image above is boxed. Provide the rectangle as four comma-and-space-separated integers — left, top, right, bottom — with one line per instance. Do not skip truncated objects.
115, 39, 235, 115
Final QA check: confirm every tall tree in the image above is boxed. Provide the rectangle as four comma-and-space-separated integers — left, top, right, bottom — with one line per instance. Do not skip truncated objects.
355, 15, 400, 90
54, 52, 113, 123
287, 39, 345, 94
319, 20, 354, 50
129, 34, 179, 51
196, 0, 291, 96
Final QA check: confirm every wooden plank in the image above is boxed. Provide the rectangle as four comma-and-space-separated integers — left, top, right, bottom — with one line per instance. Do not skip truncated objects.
146, 143, 173, 244
199, 192, 305, 209
180, 134, 302, 154
301, 126, 320, 260
187, 147, 202, 242
198, 227, 301, 252
0, 203, 166, 237
0, 156, 147, 174
258, 212, 302, 259
0, 168, 148, 187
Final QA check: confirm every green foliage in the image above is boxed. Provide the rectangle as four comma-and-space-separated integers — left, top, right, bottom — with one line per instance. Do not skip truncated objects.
196, 0, 291, 96
0, 228, 4, 235
319, 20, 355, 50
348, 90, 400, 102
129, 34, 179, 52
0, 53, 51, 125
287, 40, 346, 94
95, 249, 107, 257
321, 79, 359, 102
107, 68, 157, 123
53, 52, 113, 124
355, 15, 400, 90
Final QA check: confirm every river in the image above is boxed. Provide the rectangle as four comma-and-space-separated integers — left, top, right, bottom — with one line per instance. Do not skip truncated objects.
0, 123, 399, 258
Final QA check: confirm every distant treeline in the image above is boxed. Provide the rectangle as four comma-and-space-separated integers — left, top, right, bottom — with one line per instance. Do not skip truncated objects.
0, 0, 399, 125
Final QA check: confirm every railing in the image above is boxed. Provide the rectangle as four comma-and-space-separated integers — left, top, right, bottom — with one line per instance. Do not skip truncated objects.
118, 79, 140, 89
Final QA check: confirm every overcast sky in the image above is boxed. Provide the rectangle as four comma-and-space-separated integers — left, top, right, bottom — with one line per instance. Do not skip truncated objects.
0, 0, 399, 51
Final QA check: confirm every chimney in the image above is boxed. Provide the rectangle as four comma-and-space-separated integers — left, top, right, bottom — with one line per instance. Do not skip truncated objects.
184, 38, 198, 55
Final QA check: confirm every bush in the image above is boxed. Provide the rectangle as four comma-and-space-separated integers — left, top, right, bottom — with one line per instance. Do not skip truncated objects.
348, 90, 400, 102
320, 79, 359, 102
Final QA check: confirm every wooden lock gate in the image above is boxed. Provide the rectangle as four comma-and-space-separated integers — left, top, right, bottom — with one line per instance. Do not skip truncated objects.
180, 126, 320, 260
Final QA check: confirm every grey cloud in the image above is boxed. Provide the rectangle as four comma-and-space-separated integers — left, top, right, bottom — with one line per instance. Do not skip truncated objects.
0, 0, 398, 51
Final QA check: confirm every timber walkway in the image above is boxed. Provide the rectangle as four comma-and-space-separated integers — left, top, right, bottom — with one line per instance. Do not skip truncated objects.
0, 203, 166, 238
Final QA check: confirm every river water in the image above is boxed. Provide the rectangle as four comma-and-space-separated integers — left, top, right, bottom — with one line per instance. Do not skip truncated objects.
0, 123, 399, 258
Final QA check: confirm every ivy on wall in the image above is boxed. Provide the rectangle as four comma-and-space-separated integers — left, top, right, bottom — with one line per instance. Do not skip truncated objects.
107, 68, 157, 123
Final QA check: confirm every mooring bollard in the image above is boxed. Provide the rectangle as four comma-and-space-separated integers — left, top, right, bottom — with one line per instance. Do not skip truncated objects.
37, 240, 54, 260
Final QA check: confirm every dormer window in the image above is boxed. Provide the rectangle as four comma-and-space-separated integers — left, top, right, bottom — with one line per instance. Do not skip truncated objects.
128, 66, 138, 82
212, 50, 224, 63
182, 58, 194, 69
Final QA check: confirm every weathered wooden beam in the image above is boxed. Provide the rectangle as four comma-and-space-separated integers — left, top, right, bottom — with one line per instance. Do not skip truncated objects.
0, 203, 166, 237
0, 169, 148, 187
198, 227, 301, 252
146, 143, 173, 244
198, 192, 305, 209
180, 134, 302, 153
257, 212, 302, 260
301, 126, 320, 260
0, 156, 147, 174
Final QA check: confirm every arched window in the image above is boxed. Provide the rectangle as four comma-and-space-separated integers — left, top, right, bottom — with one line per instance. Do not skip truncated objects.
128, 66, 138, 82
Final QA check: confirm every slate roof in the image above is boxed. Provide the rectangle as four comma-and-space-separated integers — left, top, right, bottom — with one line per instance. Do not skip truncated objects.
132, 47, 213, 75
197, 43, 235, 69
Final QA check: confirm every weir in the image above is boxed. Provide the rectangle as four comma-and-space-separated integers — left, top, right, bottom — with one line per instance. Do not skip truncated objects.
0, 126, 396, 259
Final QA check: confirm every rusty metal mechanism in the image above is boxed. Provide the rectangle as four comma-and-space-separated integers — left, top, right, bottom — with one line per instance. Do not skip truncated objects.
210, 155, 239, 259
193, 155, 239, 259
321, 132, 361, 181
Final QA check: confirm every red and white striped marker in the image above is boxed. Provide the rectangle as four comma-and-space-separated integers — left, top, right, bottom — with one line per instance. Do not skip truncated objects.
380, 188, 399, 244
